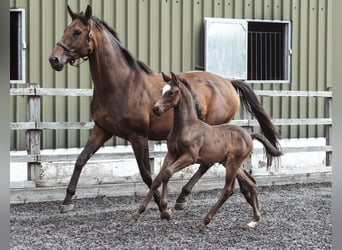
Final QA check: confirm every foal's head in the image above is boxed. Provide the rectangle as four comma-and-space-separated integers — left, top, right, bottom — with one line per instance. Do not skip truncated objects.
153, 72, 181, 116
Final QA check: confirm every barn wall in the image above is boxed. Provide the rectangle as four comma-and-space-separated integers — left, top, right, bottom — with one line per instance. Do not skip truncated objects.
10, 0, 332, 150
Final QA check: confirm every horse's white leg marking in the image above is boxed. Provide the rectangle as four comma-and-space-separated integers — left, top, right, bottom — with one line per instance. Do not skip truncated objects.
247, 220, 260, 229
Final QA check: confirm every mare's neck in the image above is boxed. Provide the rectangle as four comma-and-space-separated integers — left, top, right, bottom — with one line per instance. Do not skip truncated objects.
88, 27, 134, 94
172, 85, 199, 133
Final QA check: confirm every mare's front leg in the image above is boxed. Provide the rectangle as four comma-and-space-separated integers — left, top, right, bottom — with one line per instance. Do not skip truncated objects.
175, 163, 212, 210
61, 124, 111, 213
131, 136, 163, 211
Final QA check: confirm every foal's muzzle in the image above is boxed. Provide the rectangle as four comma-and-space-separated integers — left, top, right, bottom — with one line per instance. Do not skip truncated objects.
152, 106, 162, 116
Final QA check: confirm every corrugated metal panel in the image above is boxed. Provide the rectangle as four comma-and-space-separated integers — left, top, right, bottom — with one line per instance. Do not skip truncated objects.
10, 0, 332, 150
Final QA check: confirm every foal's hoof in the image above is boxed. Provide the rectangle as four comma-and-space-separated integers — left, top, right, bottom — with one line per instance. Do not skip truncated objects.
196, 223, 206, 233
246, 220, 260, 230
175, 201, 188, 210
60, 204, 74, 213
160, 208, 172, 220
131, 212, 140, 222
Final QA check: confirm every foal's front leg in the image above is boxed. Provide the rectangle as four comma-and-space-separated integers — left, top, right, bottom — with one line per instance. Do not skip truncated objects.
159, 155, 195, 220
132, 153, 174, 221
132, 154, 193, 221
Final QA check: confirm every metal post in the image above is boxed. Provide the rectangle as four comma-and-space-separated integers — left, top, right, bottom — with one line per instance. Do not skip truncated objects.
26, 83, 42, 185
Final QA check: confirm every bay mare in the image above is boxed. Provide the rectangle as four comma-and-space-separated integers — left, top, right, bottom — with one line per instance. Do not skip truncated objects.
132, 72, 282, 232
49, 5, 281, 213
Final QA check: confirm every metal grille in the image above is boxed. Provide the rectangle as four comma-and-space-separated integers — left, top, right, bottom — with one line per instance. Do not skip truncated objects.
248, 23, 285, 81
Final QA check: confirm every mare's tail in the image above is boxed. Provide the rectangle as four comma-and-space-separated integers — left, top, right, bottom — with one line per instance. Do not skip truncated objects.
251, 133, 283, 158
231, 80, 281, 166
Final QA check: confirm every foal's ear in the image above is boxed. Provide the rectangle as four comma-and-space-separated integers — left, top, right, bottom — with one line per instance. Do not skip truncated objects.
85, 5, 92, 20
162, 72, 171, 83
67, 5, 77, 19
170, 72, 179, 87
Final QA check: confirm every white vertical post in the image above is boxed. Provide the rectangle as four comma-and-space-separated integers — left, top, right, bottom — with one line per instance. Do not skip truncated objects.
241, 106, 253, 173
148, 140, 156, 175
325, 87, 332, 166
26, 83, 41, 184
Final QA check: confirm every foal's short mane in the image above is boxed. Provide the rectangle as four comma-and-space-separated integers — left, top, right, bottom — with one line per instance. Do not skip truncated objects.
75, 11, 153, 75
179, 78, 204, 121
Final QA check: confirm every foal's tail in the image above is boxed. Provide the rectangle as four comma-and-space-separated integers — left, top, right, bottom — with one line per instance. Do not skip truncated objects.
231, 80, 281, 166
251, 133, 283, 158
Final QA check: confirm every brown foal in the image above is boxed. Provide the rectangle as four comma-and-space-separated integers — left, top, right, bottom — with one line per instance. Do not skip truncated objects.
132, 72, 282, 232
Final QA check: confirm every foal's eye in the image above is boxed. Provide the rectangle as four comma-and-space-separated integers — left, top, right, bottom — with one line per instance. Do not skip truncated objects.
168, 91, 175, 97
73, 30, 82, 37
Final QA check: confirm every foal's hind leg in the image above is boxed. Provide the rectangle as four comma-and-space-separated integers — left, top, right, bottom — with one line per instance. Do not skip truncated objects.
61, 125, 111, 213
236, 168, 261, 229
175, 163, 212, 210
197, 161, 240, 233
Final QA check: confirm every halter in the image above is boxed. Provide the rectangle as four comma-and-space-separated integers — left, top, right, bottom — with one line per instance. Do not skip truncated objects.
56, 19, 94, 67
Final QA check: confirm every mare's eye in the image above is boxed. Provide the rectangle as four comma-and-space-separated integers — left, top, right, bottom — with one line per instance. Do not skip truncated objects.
168, 91, 175, 97
73, 30, 82, 37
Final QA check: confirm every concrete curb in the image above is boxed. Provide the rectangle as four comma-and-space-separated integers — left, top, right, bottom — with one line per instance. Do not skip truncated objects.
10, 171, 332, 204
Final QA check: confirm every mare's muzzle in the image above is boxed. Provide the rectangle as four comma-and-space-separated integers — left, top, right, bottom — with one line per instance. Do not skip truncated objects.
49, 56, 65, 71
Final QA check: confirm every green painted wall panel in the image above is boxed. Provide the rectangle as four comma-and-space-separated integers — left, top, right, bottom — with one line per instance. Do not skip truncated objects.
10, 0, 332, 150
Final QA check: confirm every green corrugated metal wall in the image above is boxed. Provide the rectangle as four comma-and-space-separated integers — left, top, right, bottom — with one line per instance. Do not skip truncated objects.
10, 0, 332, 150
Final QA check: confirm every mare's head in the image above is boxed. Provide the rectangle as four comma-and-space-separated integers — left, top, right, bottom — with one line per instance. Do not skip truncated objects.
153, 72, 181, 116
49, 5, 94, 71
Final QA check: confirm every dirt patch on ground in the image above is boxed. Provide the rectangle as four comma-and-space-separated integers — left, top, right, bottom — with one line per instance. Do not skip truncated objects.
10, 182, 331, 249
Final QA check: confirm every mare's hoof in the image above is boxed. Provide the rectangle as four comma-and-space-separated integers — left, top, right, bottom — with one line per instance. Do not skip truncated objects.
246, 220, 260, 230
60, 204, 74, 213
160, 208, 172, 220
175, 201, 188, 210
196, 223, 206, 233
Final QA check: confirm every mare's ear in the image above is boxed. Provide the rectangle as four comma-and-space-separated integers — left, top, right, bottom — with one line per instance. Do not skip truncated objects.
85, 5, 92, 20
162, 72, 171, 82
67, 5, 77, 19
170, 72, 179, 87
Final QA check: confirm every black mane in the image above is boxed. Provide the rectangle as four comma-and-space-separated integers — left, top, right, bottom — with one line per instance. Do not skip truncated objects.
179, 78, 204, 121
76, 12, 153, 75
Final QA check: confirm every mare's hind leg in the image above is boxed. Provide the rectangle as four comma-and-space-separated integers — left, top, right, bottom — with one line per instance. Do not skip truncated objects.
197, 161, 240, 233
131, 136, 163, 211
175, 163, 212, 210
236, 168, 261, 229
61, 125, 111, 213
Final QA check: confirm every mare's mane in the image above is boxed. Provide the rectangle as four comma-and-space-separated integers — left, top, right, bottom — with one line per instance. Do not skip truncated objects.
178, 77, 204, 121
75, 11, 153, 75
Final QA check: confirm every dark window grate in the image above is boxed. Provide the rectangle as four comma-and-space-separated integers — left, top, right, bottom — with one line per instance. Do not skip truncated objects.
248, 22, 286, 81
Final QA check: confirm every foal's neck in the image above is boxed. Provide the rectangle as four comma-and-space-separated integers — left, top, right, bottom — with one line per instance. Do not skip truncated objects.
172, 84, 200, 133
